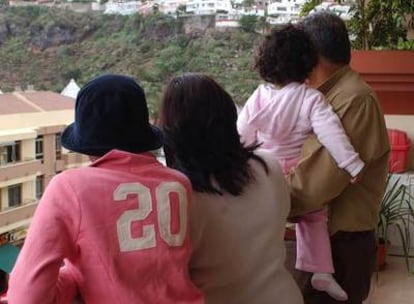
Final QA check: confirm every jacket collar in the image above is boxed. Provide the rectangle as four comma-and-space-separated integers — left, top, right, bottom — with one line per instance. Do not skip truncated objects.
318, 65, 351, 95
90, 149, 161, 172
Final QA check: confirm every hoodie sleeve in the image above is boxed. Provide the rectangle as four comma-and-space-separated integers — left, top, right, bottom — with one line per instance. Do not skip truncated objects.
308, 89, 365, 177
8, 173, 80, 304
237, 87, 260, 146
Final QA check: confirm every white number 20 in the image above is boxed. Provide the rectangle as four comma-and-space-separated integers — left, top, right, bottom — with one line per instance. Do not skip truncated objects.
114, 182, 187, 252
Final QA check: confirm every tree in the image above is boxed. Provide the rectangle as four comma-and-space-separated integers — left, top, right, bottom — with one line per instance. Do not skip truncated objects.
256, 16, 270, 34
349, 0, 414, 50
239, 15, 258, 33
176, 4, 186, 17
300, 0, 323, 17
348, 0, 369, 49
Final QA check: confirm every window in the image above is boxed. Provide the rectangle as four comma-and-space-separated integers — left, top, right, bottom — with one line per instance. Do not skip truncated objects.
35, 136, 44, 160
55, 133, 62, 160
0, 141, 21, 165
36, 176, 44, 200
8, 184, 22, 208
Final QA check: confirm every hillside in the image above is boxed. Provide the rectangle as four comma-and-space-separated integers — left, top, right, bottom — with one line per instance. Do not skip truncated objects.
0, 6, 262, 117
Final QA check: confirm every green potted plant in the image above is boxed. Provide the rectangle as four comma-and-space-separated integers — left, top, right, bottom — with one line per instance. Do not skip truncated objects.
377, 175, 414, 271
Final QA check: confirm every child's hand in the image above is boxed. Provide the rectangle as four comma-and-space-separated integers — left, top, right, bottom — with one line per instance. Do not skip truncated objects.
350, 173, 362, 184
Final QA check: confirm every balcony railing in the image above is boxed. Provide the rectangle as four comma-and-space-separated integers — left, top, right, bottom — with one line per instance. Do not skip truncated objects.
0, 160, 42, 183
0, 201, 38, 234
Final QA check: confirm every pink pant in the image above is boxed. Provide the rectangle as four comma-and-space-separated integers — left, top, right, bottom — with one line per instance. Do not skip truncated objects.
281, 158, 334, 274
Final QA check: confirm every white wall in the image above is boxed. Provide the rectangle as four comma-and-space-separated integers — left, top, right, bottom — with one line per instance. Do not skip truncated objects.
384, 114, 414, 254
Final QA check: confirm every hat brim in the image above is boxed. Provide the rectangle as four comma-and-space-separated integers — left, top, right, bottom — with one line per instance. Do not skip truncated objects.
61, 123, 163, 156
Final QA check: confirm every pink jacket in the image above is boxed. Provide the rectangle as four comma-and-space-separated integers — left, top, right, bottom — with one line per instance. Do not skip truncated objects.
8, 150, 204, 304
237, 83, 364, 177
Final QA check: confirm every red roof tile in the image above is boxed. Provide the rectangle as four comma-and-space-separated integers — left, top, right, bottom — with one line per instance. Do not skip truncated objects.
0, 91, 74, 115
0, 94, 38, 115
19, 91, 75, 111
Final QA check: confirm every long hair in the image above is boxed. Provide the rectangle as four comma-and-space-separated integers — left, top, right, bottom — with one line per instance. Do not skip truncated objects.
160, 73, 267, 196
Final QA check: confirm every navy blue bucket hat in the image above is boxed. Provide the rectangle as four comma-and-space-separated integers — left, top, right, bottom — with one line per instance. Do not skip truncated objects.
61, 74, 163, 156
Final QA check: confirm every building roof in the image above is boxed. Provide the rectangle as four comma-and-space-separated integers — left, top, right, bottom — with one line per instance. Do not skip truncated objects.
0, 91, 74, 115
19, 91, 75, 111
0, 93, 38, 115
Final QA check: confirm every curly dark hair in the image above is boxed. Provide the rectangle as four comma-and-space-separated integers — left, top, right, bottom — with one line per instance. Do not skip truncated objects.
160, 73, 267, 196
254, 24, 318, 85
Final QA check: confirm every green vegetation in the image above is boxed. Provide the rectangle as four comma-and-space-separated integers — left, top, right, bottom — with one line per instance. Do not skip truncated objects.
378, 175, 414, 271
300, 0, 414, 50
348, 0, 414, 50
300, 0, 322, 17
239, 15, 258, 33
0, 7, 261, 119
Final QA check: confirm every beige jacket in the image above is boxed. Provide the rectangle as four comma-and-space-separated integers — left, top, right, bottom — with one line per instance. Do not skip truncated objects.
189, 152, 303, 304
288, 66, 390, 235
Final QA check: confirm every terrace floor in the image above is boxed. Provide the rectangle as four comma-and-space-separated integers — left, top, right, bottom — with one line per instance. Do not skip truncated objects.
364, 256, 414, 304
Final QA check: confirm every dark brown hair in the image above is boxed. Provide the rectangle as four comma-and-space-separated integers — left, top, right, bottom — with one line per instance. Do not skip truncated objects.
160, 73, 267, 195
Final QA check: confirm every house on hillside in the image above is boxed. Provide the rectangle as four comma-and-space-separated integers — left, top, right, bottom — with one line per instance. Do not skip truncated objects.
186, 0, 232, 15
104, 0, 140, 15
158, 0, 187, 15
309, 1, 353, 21
267, 0, 306, 25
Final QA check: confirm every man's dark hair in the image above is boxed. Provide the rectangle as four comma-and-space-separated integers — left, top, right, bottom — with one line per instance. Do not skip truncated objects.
160, 73, 267, 196
254, 24, 318, 85
302, 11, 351, 65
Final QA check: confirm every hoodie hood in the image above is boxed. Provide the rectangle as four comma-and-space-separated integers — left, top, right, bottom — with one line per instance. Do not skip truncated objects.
247, 82, 306, 140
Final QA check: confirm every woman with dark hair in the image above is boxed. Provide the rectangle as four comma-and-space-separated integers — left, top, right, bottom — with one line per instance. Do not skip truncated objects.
237, 24, 366, 301
160, 73, 303, 304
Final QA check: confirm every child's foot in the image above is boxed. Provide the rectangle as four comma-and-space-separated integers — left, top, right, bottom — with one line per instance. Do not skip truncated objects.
311, 273, 348, 301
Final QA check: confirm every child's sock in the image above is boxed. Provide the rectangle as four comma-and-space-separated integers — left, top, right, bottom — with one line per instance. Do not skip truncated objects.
311, 272, 348, 301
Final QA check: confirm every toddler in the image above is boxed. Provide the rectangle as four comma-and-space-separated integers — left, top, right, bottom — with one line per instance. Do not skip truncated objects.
237, 25, 365, 301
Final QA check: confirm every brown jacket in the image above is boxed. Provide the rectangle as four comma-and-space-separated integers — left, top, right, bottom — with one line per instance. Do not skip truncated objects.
288, 66, 390, 235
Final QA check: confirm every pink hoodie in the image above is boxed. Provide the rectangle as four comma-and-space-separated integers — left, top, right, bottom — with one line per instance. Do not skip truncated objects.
237, 82, 364, 177
8, 150, 204, 304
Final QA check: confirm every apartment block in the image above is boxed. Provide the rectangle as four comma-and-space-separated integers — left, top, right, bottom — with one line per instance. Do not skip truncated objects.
0, 90, 89, 247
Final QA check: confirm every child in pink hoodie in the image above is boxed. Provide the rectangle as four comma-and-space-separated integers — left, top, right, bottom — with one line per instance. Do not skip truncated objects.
8, 74, 204, 304
237, 25, 365, 301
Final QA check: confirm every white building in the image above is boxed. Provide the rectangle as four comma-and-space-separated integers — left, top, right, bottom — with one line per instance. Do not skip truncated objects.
186, 0, 232, 15
310, 2, 353, 21
236, 7, 265, 17
267, 0, 306, 24
158, 0, 187, 15
104, 0, 140, 15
